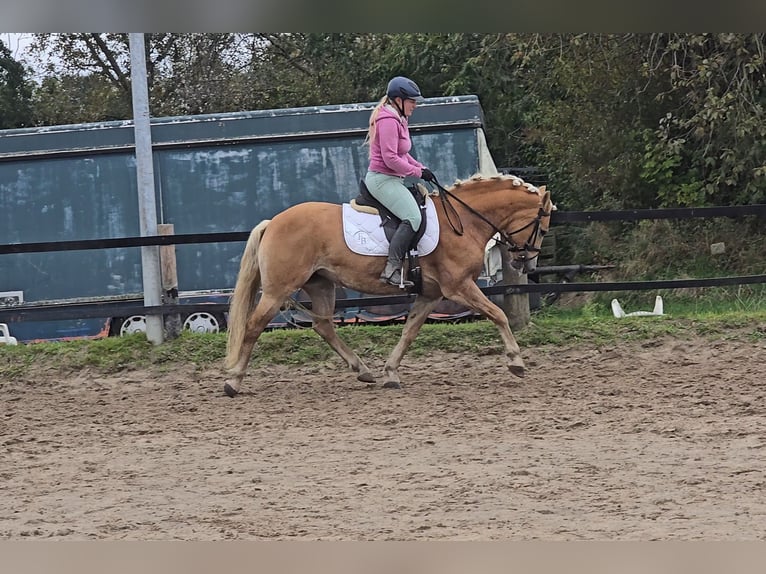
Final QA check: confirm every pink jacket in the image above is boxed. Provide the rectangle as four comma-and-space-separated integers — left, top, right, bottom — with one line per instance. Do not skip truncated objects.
367, 104, 424, 178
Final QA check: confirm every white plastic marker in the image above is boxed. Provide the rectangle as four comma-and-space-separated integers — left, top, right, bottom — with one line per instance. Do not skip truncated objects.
611, 295, 664, 318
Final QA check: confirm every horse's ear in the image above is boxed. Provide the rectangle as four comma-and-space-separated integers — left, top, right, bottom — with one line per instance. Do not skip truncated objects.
540, 186, 556, 211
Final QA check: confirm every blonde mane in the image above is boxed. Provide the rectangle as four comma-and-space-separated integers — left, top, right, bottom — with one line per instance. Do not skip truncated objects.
452, 173, 541, 195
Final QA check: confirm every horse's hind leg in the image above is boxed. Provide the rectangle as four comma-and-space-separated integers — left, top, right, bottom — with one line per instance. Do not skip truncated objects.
224, 294, 285, 397
302, 277, 375, 383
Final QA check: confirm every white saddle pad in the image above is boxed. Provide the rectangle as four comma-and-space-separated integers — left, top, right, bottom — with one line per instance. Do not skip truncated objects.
342, 195, 439, 257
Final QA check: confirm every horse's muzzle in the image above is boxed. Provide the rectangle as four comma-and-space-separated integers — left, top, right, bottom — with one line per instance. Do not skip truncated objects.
510, 256, 537, 274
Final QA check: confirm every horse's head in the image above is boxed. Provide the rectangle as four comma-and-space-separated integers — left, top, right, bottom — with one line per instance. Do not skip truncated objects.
441, 174, 555, 274
505, 185, 556, 274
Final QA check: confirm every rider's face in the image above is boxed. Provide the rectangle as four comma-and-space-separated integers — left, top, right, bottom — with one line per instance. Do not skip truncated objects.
401, 98, 417, 117
396, 98, 418, 118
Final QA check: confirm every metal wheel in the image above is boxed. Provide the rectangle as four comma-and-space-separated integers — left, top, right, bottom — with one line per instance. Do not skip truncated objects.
118, 315, 147, 336
182, 311, 223, 333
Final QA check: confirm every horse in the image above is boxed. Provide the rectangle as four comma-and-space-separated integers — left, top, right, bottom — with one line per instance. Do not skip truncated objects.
223, 173, 555, 396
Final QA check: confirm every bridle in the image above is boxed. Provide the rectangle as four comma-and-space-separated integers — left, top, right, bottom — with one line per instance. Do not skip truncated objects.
431, 177, 551, 264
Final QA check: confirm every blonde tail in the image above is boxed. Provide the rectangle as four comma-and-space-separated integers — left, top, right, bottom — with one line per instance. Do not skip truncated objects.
225, 220, 270, 369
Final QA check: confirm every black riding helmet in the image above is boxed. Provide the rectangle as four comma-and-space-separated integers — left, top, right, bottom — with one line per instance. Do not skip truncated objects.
386, 76, 424, 102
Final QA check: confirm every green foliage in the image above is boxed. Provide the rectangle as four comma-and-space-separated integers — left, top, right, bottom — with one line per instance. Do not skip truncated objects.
31, 74, 130, 124
640, 130, 704, 206
0, 38, 34, 128
638, 34, 766, 206
151, 33, 262, 116
578, 217, 766, 280
20, 33, 766, 214
514, 35, 666, 210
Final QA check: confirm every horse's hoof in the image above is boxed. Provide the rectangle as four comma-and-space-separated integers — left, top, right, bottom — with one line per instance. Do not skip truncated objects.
509, 365, 525, 378
223, 383, 239, 398
357, 372, 376, 383
382, 381, 401, 389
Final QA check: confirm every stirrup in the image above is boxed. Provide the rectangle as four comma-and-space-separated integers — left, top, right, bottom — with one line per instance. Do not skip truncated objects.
380, 268, 413, 289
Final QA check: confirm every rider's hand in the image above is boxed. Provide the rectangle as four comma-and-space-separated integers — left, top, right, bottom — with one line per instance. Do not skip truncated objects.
421, 168, 436, 183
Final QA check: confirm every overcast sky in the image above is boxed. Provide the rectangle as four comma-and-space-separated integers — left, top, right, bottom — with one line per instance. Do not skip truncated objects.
1, 33, 55, 80
1, 33, 35, 63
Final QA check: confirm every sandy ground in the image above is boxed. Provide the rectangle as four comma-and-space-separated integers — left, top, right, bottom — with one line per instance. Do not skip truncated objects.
2, 332, 766, 540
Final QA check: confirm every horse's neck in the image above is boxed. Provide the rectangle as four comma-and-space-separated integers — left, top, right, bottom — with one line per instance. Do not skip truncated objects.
451, 184, 537, 241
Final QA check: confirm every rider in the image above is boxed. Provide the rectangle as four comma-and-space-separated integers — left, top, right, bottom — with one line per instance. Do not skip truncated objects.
364, 75, 437, 288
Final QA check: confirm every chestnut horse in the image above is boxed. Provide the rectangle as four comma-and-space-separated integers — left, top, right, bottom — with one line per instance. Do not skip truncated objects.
223, 174, 555, 396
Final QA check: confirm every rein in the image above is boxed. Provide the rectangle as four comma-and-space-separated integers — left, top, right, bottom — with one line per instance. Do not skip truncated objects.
431, 176, 550, 259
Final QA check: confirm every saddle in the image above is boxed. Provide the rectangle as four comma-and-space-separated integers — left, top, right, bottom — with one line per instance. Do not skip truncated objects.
350, 179, 434, 292
351, 179, 431, 243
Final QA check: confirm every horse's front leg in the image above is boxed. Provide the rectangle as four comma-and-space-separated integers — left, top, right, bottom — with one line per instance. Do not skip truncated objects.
383, 295, 443, 389
442, 281, 526, 377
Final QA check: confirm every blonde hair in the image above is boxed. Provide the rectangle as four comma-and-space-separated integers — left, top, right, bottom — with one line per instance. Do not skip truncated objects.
363, 95, 389, 156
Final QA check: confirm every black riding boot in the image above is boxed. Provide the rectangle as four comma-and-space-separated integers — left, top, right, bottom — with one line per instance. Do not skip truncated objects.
380, 221, 416, 288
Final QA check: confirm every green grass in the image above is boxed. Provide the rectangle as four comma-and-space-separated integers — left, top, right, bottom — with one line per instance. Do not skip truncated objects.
2, 297, 764, 380
4, 219, 763, 380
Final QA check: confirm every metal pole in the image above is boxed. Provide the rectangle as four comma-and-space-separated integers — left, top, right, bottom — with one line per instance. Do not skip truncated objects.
129, 33, 164, 344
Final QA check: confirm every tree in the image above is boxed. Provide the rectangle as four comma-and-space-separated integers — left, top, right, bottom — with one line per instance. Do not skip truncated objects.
0, 38, 33, 128
640, 33, 766, 206
31, 74, 129, 125
514, 34, 666, 210
28, 33, 252, 119
150, 33, 255, 116
239, 33, 382, 108
20, 33, 766, 210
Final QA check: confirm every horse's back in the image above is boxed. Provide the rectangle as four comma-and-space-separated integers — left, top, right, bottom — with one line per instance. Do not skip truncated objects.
263, 202, 344, 252
258, 200, 364, 289
273, 201, 342, 225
